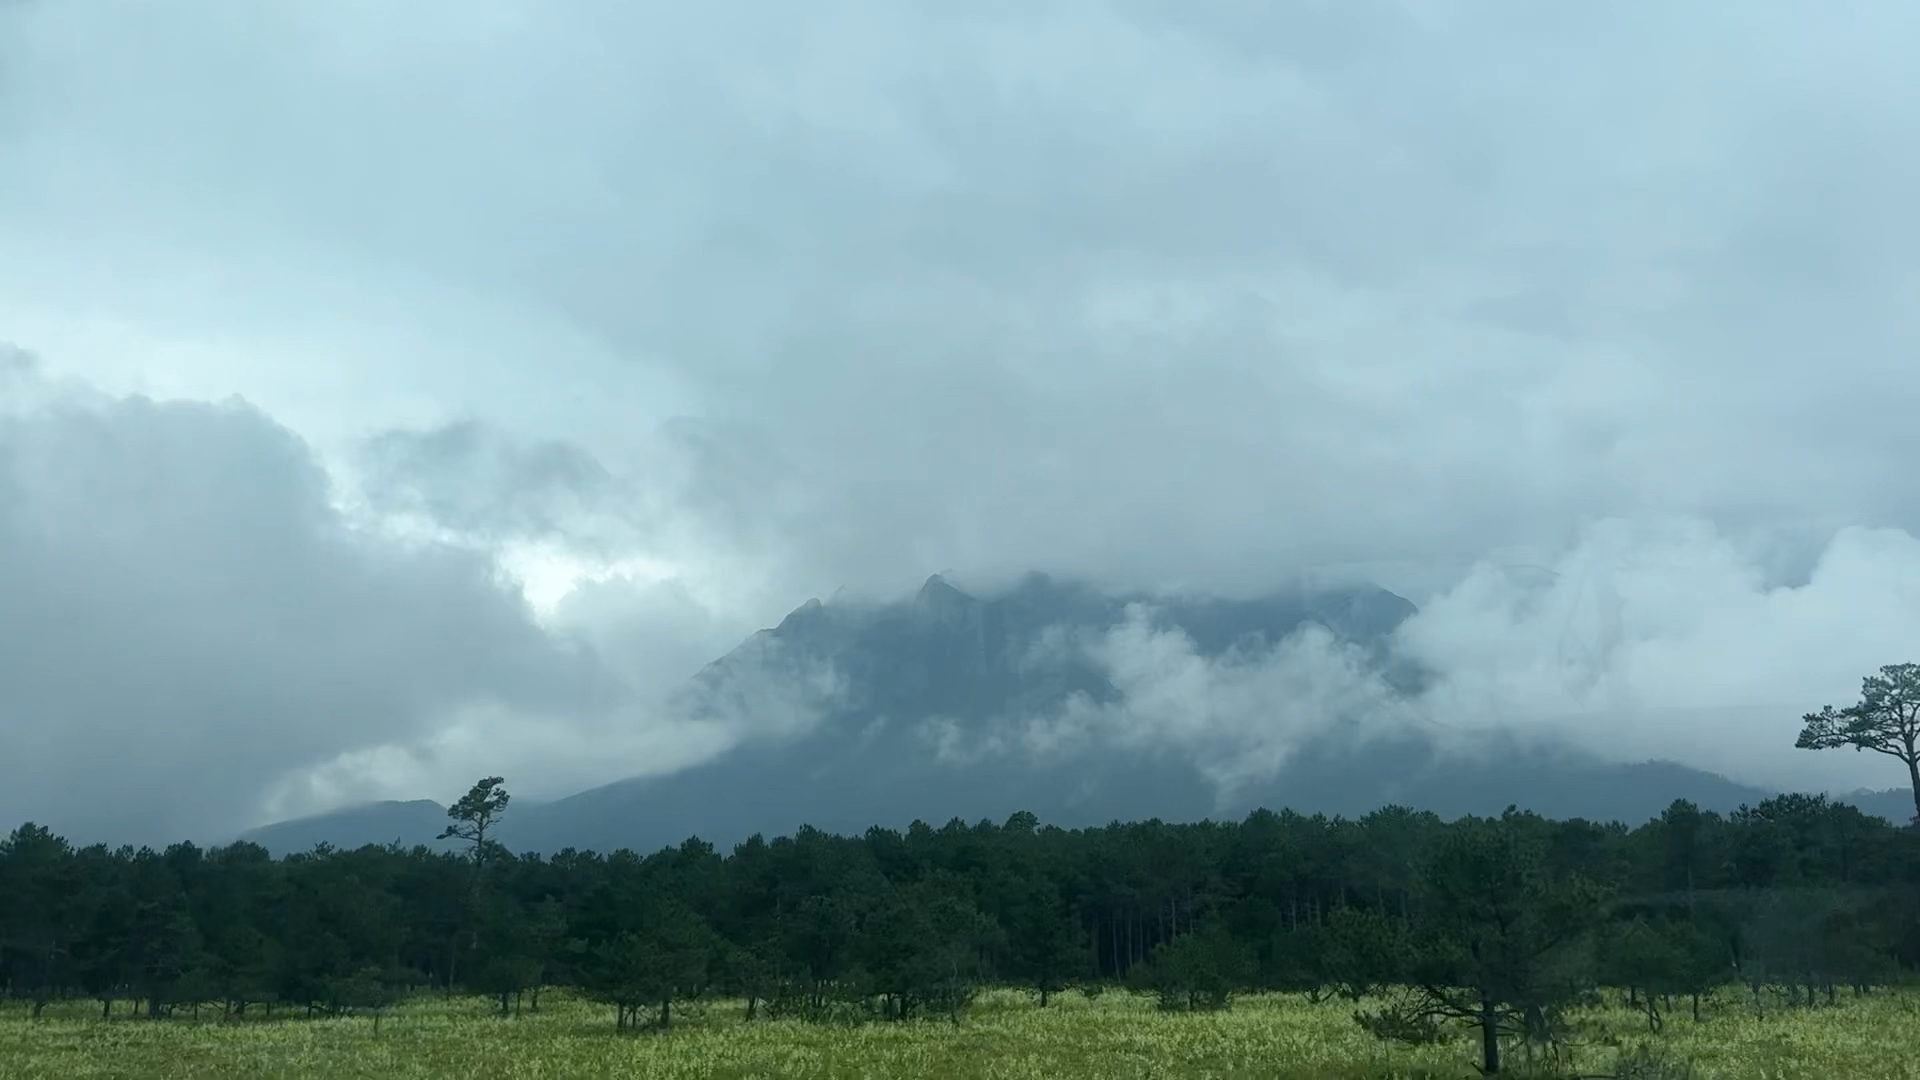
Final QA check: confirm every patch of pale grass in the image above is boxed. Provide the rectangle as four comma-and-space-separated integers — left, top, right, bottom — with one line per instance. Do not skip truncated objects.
1, 987, 1914, 1079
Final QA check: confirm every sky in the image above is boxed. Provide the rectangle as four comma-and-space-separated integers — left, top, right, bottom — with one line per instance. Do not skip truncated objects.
5, 1, 1920, 843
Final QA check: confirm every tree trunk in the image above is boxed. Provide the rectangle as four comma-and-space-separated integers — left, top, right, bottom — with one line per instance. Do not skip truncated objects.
1906, 754, 1920, 827
1108, 912, 1119, 977
1479, 995, 1501, 1075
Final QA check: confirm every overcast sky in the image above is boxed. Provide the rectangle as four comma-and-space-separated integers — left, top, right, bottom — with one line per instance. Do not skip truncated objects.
6, 1, 1920, 843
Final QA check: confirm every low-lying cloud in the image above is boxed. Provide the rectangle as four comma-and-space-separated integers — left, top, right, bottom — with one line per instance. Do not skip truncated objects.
989, 518, 1920, 801
991, 610, 1413, 793
1405, 518, 1920, 793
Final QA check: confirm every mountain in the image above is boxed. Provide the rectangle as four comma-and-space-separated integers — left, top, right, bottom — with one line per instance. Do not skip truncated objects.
239, 573, 1918, 856
1836, 787, 1919, 827
239, 799, 456, 854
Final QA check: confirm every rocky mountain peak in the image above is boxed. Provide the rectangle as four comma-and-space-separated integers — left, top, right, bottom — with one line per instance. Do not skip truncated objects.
914, 573, 972, 610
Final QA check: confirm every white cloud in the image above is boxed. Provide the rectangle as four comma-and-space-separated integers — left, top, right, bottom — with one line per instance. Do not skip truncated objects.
1404, 518, 1920, 792
1015, 607, 1413, 795
1005, 519, 1920, 798
7, 1, 1920, 835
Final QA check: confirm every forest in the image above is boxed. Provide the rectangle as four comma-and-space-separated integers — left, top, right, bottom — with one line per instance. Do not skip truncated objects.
3, 780, 1918, 1076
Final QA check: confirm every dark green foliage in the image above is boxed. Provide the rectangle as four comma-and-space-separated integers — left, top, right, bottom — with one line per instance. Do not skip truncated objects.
579, 900, 719, 1030
1318, 907, 1410, 1001
1, 763, 1917, 1077
1600, 918, 1728, 1030
1797, 662, 1920, 828
1356, 810, 1608, 1075
857, 881, 998, 1020
439, 777, 511, 863
0, 824, 80, 1017
1135, 924, 1255, 1011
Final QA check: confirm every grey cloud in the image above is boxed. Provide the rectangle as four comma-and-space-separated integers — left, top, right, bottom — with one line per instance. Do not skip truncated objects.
11, 1, 1920, 601
6, 1, 1920, 819
1029, 608, 1414, 794
978, 518, 1920, 797
549, 575, 752, 699
0, 381, 653, 842
0, 343, 34, 374
358, 420, 621, 543
1399, 519, 1920, 793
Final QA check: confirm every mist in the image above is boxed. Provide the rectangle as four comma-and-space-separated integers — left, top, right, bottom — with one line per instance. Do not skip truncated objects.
1004, 519, 1918, 806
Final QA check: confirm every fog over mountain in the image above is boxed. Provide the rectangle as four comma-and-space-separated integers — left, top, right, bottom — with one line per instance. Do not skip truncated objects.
6, 2, 1920, 846
241, 574, 1916, 856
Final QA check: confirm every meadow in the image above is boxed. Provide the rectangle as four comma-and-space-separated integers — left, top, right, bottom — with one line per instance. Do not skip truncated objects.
4, 987, 1916, 1080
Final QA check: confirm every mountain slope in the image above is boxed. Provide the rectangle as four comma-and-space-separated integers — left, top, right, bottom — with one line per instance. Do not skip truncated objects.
238, 799, 456, 854
240, 573, 1917, 856
485, 574, 1862, 851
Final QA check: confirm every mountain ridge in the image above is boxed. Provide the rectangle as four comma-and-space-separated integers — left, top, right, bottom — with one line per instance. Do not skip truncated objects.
238, 573, 1918, 854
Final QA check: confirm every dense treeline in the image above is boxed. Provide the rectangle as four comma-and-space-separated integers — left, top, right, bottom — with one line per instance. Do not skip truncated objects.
6, 663, 1920, 1074
4, 783, 1918, 1074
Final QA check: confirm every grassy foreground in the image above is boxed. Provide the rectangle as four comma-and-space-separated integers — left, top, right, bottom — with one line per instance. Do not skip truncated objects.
3, 988, 1917, 1080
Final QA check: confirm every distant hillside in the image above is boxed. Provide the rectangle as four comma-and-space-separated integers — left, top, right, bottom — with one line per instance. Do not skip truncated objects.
245, 753, 1910, 859
239, 573, 1918, 856
239, 799, 456, 855
1836, 787, 1919, 828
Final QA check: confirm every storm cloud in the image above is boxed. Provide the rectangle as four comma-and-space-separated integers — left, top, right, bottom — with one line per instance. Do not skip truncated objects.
6, 1, 1920, 838
0, 380, 622, 842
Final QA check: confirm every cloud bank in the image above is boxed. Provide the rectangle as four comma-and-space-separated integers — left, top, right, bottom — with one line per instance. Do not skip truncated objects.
0, 370, 844, 843
5, 1, 1920, 836
1011, 520, 1920, 801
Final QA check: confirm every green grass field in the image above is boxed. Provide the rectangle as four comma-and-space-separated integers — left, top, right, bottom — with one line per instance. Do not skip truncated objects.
3, 988, 1915, 1080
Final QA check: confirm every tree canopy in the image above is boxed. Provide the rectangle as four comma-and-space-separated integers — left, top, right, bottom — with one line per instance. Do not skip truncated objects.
4, 789, 1917, 1074
1798, 662, 1920, 827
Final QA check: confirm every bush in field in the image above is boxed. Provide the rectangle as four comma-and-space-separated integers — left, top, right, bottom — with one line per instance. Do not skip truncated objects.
1133, 926, 1254, 1012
